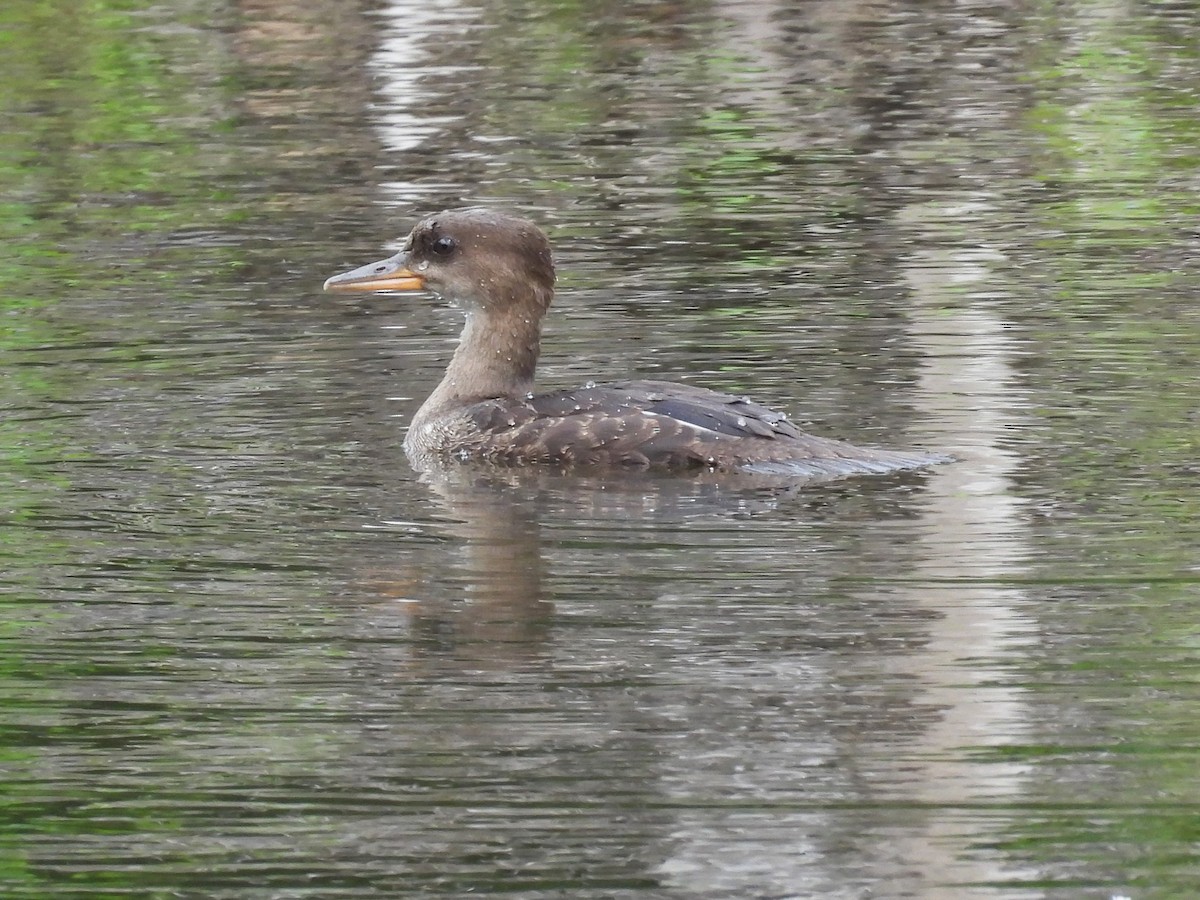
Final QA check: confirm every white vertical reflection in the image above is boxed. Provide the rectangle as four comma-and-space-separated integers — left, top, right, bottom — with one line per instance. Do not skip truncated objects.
370, 0, 474, 198
889, 200, 1038, 896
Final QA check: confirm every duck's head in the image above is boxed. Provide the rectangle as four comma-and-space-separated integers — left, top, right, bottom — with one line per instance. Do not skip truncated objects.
323, 207, 556, 314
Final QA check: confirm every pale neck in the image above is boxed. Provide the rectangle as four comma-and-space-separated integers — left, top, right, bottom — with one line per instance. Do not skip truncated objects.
411, 302, 544, 431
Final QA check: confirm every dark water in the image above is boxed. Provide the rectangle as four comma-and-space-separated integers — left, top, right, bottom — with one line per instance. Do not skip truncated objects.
2, 1, 1199, 897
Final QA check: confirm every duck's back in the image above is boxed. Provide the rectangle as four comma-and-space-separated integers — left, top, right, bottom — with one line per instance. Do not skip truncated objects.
408, 379, 946, 477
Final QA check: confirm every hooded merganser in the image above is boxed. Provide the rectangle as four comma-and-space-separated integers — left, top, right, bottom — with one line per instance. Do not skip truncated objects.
324, 208, 947, 477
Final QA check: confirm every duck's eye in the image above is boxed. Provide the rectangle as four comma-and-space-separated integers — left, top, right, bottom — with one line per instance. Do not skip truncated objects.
430, 235, 457, 257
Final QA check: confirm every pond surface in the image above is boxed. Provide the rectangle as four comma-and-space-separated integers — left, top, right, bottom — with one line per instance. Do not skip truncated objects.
2, 1, 1200, 897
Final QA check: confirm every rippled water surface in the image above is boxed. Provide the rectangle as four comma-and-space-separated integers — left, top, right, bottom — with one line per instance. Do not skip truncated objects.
3, 1, 1200, 897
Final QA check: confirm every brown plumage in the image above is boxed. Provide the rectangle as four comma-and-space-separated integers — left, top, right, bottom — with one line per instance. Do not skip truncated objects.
324, 208, 948, 477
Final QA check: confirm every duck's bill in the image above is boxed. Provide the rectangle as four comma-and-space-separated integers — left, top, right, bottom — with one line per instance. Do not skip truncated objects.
323, 254, 424, 293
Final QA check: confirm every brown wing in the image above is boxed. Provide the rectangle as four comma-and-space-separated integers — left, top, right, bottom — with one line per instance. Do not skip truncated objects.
460, 380, 947, 475
465, 384, 717, 469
